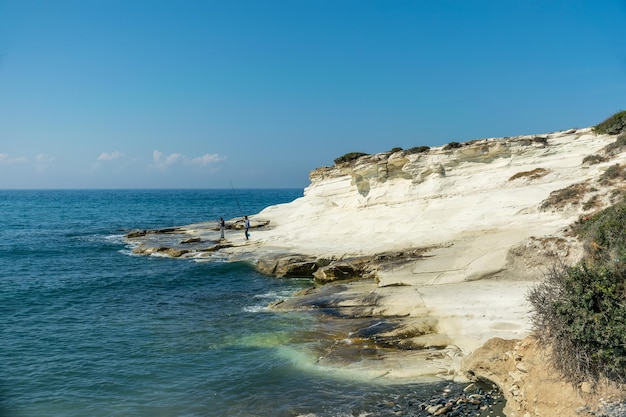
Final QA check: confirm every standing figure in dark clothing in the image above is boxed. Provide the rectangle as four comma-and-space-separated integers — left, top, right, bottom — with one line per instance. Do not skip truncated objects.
243, 216, 250, 240
219, 217, 225, 239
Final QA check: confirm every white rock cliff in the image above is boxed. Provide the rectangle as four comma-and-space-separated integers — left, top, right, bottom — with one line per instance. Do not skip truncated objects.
246, 128, 621, 356
127, 127, 626, 415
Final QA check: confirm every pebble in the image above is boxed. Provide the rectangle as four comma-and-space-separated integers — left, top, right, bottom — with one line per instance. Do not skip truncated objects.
370, 381, 505, 417
419, 381, 504, 417
595, 400, 626, 417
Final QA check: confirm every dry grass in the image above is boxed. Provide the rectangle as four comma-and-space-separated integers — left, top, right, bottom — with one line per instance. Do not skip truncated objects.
582, 154, 607, 165
541, 182, 589, 210
509, 168, 549, 182
582, 195, 601, 211
603, 132, 626, 156
600, 164, 626, 185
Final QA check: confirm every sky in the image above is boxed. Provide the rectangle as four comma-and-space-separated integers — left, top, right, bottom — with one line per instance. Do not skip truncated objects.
1, 1, 625, 189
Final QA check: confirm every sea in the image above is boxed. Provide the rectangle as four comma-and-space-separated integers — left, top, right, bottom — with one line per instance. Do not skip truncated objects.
0, 189, 459, 417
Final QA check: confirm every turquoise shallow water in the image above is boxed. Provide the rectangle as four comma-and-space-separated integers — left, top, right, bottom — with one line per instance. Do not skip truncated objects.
0, 189, 455, 417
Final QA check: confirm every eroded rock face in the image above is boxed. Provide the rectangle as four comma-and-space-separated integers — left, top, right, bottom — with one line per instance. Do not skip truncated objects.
269, 280, 460, 371
319, 133, 555, 198
253, 248, 432, 283
463, 336, 626, 417
312, 258, 372, 283
502, 235, 584, 280
255, 254, 322, 277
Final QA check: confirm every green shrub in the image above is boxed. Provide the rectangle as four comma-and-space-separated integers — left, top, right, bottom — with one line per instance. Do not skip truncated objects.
582, 154, 606, 165
405, 146, 430, 155
333, 152, 369, 165
604, 132, 626, 154
577, 200, 626, 263
593, 110, 626, 135
528, 263, 626, 383
599, 164, 625, 185
529, 200, 626, 383
389, 147, 403, 153
610, 189, 626, 204
443, 141, 463, 150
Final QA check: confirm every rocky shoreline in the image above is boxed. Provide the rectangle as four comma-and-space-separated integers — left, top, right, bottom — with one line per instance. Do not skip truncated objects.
123, 216, 626, 417
125, 127, 626, 416
126, 226, 468, 376
361, 380, 506, 417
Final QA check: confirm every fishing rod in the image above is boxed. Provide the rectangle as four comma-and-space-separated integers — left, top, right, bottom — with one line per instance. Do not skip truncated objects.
230, 182, 244, 218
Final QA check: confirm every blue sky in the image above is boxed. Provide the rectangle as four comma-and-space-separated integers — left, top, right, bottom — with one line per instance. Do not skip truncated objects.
1, 1, 625, 189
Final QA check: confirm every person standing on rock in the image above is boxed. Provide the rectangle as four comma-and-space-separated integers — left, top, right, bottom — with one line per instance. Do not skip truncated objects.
218, 217, 225, 239
243, 215, 250, 240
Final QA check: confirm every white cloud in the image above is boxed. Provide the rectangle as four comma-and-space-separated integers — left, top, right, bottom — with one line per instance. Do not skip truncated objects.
152, 150, 164, 164
152, 150, 224, 169
97, 151, 123, 161
35, 153, 54, 163
165, 153, 184, 165
152, 150, 183, 168
0, 153, 28, 164
192, 153, 225, 166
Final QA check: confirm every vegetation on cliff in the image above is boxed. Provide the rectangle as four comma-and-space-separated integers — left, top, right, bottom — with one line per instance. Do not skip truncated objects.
443, 141, 463, 150
593, 110, 626, 135
529, 199, 626, 383
405, 145, 430, 154
334, 152, 369, 165
530, 114, 626, 384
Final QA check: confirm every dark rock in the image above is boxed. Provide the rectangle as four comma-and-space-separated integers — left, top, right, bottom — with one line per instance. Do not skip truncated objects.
231, 219, 270, 230
153, 227, 182, 234
313, 261, 363, 283
180, 237, 201, 244
256, 254, 320, 277
156, 247, 189, 257
126, 227, 182, 238
199, 243, 233, 252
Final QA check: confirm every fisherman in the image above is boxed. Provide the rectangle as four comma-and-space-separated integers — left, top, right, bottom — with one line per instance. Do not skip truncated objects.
218, 217, 225, 239
243, 215, 250, 240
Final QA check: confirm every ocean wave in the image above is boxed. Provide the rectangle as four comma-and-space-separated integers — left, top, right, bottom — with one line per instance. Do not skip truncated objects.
243, 305, 271, 313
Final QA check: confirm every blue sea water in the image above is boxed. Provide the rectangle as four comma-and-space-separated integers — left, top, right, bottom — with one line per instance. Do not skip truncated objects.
0, 189, 451, 417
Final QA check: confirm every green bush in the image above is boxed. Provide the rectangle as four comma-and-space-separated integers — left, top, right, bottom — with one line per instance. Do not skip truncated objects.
604, 132, 626, 154
389, 147, 403, 153
333, 152, 369, 165
599, 164, 625, 185
528, 263, 626, 383
578, 200, 626, 263
593, 110, 626, 135
405, 146, 430, 155
443, 141, 463, 150
582, 154, 606, 165
529, 200, 626, 383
